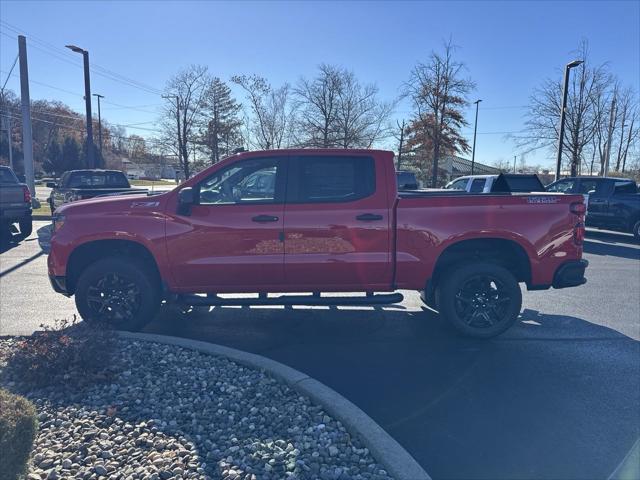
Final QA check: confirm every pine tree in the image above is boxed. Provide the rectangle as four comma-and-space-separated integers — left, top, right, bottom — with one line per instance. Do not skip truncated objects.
203, 77, 242, 163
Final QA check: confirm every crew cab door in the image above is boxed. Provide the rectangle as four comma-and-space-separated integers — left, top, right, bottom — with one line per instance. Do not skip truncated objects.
166, 156, 287, 291
283, 154, 392, 289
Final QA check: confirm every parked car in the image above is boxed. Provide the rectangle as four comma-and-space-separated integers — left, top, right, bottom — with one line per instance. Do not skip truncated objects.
445, 174, 545, 194
546, 176, 635, 207
47, 169, 147, 213
48, 149, 588, 338
576, 178, 639, 239
396, 170, 419, 190
445, 175, 498, 193
0, 165, 32, 238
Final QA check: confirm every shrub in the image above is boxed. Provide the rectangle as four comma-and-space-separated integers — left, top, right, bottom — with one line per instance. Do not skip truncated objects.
0, 388, 37, 480
3, 316, 116, 387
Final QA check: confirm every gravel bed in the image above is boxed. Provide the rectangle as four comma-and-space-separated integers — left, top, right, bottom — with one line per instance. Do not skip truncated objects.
0, 338, 393, 480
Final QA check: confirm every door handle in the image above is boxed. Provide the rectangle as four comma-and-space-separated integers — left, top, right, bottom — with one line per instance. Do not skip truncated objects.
252, 214, 279, 223
356, 213, 383, 221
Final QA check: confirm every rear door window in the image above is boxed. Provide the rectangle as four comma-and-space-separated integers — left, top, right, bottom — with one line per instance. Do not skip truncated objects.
469, 178, 486, 193
287, 156, 375, 203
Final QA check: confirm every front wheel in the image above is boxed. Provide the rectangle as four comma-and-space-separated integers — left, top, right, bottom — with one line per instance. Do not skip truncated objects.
438, 262, 522, 338
75, 257, 160, 331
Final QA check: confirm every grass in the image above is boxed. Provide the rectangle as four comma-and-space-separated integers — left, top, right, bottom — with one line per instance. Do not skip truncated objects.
130, 179, 177, 186
31, 204, 51, 217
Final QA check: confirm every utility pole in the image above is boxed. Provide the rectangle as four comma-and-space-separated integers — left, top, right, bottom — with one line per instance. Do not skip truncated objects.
66, 44, 94, 168
93, 93, 104, 158
555, 59, 583, 181
513, 155, 517, 173
163, 94, 186, 178
471, 99, 482, 175
396, 119, 405, 171
18, 35, 35, 197
603, 93, 617, 176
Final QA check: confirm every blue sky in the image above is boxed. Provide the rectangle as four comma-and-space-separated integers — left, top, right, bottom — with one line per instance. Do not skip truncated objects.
1, 0, 638, 168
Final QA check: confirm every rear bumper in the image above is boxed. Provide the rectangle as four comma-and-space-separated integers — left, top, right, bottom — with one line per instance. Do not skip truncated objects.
49, 274, 70, 296
0, 207, 31, 222
552, 259, 588, 289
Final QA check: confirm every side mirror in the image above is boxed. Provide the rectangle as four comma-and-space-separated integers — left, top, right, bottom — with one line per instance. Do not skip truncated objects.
177, 187, 195, 216
46, 182, 56, 188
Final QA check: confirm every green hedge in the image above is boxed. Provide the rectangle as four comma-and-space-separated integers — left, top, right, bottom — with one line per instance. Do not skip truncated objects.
0, 389, 37, 480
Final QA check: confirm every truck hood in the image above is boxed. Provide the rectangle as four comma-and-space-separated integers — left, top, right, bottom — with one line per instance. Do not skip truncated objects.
56, 191, 168, 215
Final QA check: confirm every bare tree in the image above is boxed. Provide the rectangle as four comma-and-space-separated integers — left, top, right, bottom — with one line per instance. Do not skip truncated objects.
334, 70, 394, 148
160, 65, 210, 179
232, 75, 295, 150
405, 39, 475, 187
521, 41, 611, 176
613, 88, 639, 172
294, 64, 342, 147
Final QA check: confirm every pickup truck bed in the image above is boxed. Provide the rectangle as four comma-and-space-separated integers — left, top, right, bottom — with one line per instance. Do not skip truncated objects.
48, 149, 587, 338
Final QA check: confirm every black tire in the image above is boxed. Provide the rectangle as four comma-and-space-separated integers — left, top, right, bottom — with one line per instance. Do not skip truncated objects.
632, 220, 640, 241
19, 218, 32, 237
75, 257, 160, 331
438, 262, 522, 338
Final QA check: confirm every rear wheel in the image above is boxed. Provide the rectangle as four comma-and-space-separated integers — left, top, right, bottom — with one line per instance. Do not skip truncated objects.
438, 262, 522, 338
75, 257, 160, 331
19, 218, 32, 237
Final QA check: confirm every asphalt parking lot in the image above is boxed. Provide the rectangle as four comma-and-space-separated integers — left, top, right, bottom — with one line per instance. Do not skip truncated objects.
1, 221, 639, 479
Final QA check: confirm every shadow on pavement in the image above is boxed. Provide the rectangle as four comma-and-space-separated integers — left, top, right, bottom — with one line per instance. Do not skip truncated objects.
586, 229, 638, 245
145, 303, 640, 480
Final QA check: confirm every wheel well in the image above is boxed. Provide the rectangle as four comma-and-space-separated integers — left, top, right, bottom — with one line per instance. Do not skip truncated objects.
429, 238, 531, 291
66, 239, 161, 294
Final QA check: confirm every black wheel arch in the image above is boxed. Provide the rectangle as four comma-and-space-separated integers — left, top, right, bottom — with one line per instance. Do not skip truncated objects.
426, 238, 532, 295
66, 239, 162, 295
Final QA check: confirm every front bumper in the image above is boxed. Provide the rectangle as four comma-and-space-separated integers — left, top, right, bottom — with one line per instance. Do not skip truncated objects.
49, 274, 70, 296
553, 259, 589, 289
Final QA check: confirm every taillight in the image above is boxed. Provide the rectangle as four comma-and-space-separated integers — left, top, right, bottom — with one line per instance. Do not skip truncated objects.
22, 185, 32, 204
570, 202, 586, 216
574, 222, 585, 245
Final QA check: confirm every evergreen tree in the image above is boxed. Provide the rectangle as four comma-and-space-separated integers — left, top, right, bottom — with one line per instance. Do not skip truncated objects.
203, 77, 242, 163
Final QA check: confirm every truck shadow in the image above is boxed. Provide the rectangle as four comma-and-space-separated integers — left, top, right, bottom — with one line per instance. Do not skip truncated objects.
143, 304, 639, 480
584, 230, 640, 260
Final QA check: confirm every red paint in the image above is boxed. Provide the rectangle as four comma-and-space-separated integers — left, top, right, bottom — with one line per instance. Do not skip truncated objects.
49, 149, 586, 296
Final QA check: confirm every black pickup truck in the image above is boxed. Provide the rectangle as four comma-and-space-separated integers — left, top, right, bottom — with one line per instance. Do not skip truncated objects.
0, 165, 32, 238
586, 178, 640, 239
47, 170, 147, 213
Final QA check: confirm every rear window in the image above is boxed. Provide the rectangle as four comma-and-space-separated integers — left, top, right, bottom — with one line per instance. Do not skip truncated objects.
0, 168, 18, 184
67, 171, 130, 188
614, 181, 638, 194
288, 156, 375, 203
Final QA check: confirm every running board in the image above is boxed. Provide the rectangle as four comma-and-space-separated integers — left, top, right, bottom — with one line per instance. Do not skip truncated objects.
176, 292, 404, 307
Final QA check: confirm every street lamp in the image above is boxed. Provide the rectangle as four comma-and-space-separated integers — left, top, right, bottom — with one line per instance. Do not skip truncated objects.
554, 59, 584, 181
66, 44, 95, 168
471, 99, 482, 175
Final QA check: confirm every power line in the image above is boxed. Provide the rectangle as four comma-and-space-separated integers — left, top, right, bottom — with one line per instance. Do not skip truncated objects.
0, 22, 163, 96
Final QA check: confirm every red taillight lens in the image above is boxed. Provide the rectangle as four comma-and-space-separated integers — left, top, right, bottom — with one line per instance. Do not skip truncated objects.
22, 185, 32, 204
574, 222, 585, 245
570, 202, 586, 216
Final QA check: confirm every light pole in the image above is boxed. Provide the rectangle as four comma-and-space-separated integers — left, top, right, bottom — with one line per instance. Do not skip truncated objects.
66, 44, 95, 168
471, 99, 482, 175
554, 59, 583, 181
93, 93, 104, 158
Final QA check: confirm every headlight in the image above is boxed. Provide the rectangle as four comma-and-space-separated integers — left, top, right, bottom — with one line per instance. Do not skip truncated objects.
52, 214, 66, 233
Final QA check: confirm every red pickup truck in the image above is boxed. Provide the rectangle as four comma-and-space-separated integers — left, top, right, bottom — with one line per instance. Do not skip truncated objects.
48, 149, 588, 338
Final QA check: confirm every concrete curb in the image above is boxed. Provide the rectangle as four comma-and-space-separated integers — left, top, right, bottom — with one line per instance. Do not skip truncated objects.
117, 331, 431, 480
